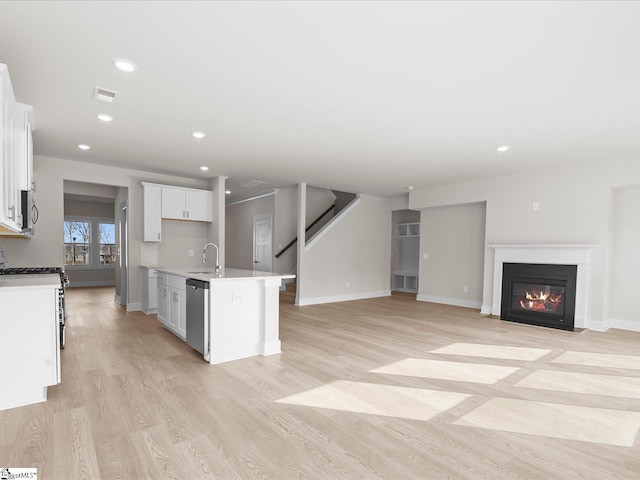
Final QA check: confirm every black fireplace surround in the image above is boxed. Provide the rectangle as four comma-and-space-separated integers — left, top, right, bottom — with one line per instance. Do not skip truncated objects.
501, 263, 577, 331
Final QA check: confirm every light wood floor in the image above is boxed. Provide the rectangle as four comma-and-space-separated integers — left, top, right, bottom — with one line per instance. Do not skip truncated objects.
1, 287, 640, 479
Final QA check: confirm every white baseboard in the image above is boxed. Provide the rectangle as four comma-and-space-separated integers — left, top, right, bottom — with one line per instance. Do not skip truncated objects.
480, 305, 492, 315
607, 317, 640, 332
417, 294, 482, 310
296, 290, 391, 306
114, 294, 121, 305
260, 340, 282, 356
127, 302, 142, 312
67, 280, 115, 288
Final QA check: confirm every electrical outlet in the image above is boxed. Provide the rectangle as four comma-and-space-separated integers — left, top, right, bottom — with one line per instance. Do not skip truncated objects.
346, 282, 350, 288
532, 202, 540, 211
423, 253, 429, 260
188, 249, 194, 257
463, 286, 469, 293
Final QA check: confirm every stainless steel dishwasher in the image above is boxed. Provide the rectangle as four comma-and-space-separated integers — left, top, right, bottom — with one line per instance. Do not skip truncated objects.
186, 278, 209, 356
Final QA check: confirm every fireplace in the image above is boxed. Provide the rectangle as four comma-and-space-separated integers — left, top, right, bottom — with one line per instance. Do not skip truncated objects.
487, 244, 595, 330
501, 263, 577, 331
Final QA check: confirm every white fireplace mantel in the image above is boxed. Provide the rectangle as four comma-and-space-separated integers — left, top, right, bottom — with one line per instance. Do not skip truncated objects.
487, 244, 597, 329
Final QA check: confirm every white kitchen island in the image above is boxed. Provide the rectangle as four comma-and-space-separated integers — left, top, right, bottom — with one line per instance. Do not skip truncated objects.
0, 274, 61, 411
155, 268, 294, 365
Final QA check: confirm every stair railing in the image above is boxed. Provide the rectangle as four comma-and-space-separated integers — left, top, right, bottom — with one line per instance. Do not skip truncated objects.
274, 204, 335, 258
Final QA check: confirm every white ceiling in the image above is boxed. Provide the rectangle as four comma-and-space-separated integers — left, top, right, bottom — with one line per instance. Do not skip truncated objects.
1, 1, 639, 198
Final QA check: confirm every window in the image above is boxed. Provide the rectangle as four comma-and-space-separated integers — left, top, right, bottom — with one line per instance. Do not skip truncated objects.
63, 217, 116, 268
99, 223, 116, 265
64, 221, 90, 265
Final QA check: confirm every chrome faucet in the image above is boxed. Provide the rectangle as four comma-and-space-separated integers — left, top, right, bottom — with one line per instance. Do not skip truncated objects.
202, 242, 220, 273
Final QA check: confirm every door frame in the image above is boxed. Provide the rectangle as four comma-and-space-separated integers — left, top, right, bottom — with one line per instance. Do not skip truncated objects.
253, 213, 273, 272
119, 201, 128, 306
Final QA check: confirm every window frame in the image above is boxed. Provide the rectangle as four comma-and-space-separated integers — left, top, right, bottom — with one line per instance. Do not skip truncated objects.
63, 215, 116, 270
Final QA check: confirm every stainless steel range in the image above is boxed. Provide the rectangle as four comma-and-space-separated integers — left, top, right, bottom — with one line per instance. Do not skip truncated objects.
0, 249, 69, 347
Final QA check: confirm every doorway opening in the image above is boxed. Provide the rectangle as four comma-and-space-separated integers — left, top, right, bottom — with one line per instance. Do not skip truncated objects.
253, 213, 273, 272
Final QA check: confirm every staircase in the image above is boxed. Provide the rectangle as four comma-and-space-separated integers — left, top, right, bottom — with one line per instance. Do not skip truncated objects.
279, 279, 297, 304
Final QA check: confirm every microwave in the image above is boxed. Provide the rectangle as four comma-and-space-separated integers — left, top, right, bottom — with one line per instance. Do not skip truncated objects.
21, 190, 38, 234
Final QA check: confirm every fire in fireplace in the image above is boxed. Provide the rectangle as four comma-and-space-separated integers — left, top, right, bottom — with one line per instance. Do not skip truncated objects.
501, 263, 577, 331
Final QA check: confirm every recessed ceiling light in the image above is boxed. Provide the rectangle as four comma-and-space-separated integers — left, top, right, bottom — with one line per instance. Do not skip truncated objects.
77, 144, 91, 150
113, 58, 137, 73
199, 166, 209, 171
225, 190, 231, 195
192, 131, 206, 139
96, 113, 113, 122
497, 145, 510, 152
408, 186, 414, 190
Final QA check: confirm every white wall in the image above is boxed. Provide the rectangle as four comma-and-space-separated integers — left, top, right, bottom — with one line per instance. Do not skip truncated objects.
608, 186, 640, 326
226, 194, 275, 271
409, 158, 640, 329
0, 155, 210, 309
157, 220, 210, 268
225, 185, 337, 275
417, 203, 486, 308
298, 194, 392, 305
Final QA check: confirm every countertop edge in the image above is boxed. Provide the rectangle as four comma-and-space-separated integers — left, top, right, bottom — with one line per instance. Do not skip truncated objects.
156, 267, 295, 282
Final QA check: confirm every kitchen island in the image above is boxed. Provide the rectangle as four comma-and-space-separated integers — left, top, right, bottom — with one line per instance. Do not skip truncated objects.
155, 267, 294, 365
0, 274, 61, 411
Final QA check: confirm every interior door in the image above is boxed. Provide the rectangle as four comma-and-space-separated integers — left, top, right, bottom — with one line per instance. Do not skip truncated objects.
253, 214, 272, 272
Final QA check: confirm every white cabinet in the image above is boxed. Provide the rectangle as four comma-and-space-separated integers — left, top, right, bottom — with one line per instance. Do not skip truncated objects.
0, 64, 33, 236
141, 267, 158, 314
169, 287, 186, 337
0, 280, 60, 411
156, 272, 186, 339
393, 222, 420, 293
160, 186, 185, 220
141, 182, 212, 242
141, 182, 162, 242
161, 186, 212, 222
185, 188, 212, 222
157, 273, 169, 326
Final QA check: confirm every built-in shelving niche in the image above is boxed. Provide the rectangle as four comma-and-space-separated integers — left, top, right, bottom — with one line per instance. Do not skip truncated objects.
392, 213, 420, 293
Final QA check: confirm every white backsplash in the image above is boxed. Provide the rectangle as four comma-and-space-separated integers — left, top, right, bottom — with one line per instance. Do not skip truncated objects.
141, 242, 158, 266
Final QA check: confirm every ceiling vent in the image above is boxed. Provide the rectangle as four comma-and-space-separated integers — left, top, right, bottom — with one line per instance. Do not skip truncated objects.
92, 86, 118, 103
240, 180, 267, 189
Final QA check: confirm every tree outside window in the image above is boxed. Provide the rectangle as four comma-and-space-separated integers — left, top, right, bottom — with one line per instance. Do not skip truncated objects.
99, 223, 116, 265
64, 221, 90, 265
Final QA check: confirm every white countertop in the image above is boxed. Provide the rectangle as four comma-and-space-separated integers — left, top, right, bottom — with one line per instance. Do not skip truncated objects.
156, 267, 295, 282
0, 273, 61, 289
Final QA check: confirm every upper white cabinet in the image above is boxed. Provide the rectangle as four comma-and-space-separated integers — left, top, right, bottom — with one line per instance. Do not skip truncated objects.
140, 182, 212, 242
141, 182, 162, 242
161, 186, 212, 222
0, 64, 34, 235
